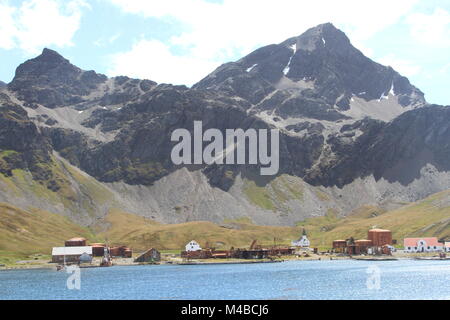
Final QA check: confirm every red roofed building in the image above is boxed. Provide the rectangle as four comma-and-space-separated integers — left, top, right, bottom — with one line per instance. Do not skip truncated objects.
404, 237, 443, 253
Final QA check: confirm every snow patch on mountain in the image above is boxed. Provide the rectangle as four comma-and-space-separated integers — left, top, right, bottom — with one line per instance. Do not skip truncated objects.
246, 64, 257, 72
283, 44, 297, 75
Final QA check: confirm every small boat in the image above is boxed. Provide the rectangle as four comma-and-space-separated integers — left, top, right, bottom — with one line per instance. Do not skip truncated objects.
100, 246, 113, 267
414, 257, 450, 261
56, 250, 67, 271
56, 265, 65, 271
352, 257, 398, 261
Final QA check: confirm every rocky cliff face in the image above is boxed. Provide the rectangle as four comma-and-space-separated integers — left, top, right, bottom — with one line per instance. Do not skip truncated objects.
0, 92, 62, 190
0, 23, 449, 226
194, 23, 425, 117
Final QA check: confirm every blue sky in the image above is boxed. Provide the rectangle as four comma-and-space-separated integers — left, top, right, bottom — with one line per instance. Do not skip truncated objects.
0, 0, 449, 105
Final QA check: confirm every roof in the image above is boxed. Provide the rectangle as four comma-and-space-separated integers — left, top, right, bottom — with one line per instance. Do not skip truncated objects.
212, 253, 228, 257
52, 246, 92, 256
355, 239, 372, 243
368, 229, 391, 233
66, 237, 87, 242
142, 248, 159, 254
404, 238, 441, 247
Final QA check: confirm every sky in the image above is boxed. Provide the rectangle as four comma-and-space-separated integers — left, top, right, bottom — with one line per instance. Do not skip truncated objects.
0, 0, 449, 105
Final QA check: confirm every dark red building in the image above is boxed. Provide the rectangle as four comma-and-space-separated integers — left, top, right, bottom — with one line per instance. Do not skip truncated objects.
368, 229, 392, 246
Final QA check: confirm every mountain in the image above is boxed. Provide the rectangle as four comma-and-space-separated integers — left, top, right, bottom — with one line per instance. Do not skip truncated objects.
194, 23, 425, 120
0, 23, 449, 229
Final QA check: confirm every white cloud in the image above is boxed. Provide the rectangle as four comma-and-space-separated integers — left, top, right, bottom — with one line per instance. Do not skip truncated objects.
378, 54, 422, 77
0, 0, 88, 55
94, 33, 121, 47
0, 2, 17, 49
107, 0, 420, 84
107, 39, 219, 85
440, 63, 450, 74
406, 8, 450, 47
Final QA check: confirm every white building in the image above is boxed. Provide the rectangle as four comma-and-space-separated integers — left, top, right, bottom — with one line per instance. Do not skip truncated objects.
185, 240, 202, 252
403, 238, 443, 253
445, 242, 450, 252
291, 229, 310, 248
52, 246, 93, 263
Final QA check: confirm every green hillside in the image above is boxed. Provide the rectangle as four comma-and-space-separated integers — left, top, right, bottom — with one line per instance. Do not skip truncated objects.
1, 189, 450, 265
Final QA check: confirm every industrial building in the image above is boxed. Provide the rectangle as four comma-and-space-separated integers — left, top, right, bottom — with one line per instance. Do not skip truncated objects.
181, 239, 296, 260
52, 237, 134, 266
65, 237, 87, 247
52, 246, 93, 264
110, 246, 132, 258
332, 240, 347, 253
332, 229, 393, 255
134, 248, 161, 263
333, 238, 373, 255
91, 243, 107, 257
368, 229, 392, 246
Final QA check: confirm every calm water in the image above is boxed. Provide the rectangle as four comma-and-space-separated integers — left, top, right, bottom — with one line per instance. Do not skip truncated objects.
1, 259, 450, 300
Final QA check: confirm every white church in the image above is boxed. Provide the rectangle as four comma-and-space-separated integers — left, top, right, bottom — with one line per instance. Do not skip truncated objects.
185, 240, 202, 252
291, 229, 310, 248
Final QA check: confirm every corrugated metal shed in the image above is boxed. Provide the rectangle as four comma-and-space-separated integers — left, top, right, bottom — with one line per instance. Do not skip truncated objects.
52, 246, 93, 256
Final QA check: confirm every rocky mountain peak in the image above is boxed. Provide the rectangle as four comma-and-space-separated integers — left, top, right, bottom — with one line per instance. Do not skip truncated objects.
283, 22, 349, 52
8, 48, 107, 108
39, 47, 70, 63
194, 23, 426, 121
12, 48, 79, 80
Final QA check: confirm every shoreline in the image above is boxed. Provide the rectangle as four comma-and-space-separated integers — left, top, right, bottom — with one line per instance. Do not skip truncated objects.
2, 252, 450, 271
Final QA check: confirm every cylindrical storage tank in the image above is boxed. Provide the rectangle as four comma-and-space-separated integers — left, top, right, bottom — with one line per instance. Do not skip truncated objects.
124, 249, 132, 258
333, 240, 347, 248
368, 229, 392, 246
65, 237, 87, 247
110, 247, 121, 257
355, 240, 373, 246
90, 243, 106, 247
92, 245, 105, 257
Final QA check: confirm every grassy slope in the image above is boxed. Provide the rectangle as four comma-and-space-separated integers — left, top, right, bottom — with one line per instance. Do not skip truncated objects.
0, 154, 117, 219
100, 209, 300, 251
298, 189, 450, 248
1, 188, 450, 264
85, 189, 450, 251
242, 174, 304, 212
0, 203, 97, 265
